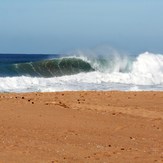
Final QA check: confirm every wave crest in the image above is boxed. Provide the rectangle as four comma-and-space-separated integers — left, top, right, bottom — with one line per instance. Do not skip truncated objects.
0, 57, 94, 77
0, 52, 163, 92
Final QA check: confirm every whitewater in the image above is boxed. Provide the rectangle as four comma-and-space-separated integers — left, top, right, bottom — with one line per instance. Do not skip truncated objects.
0, 52, 163, 92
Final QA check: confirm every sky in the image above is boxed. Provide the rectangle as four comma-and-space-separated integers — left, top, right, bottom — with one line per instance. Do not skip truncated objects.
0, 0, 163, 54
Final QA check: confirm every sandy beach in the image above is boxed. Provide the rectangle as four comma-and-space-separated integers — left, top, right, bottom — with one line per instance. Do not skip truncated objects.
0, 91, 162, 163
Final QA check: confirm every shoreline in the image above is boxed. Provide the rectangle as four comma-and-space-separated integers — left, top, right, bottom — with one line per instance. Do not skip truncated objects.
0, 91, 163, 162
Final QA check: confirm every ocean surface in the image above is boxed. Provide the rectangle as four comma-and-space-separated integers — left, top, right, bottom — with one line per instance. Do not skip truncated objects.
0, 52, 163, 92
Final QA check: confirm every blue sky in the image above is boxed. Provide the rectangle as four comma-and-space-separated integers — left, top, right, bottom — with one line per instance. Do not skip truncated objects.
0, 0, 163, 54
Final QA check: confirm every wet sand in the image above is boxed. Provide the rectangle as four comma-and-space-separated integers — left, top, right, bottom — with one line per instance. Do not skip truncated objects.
0, 91, 163, 163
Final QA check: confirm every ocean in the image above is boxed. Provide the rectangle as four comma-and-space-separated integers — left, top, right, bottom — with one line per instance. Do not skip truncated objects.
0, 52, 163, 92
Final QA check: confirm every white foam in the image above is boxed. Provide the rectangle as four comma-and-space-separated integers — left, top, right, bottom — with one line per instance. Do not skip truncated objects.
0, 52, 163, 92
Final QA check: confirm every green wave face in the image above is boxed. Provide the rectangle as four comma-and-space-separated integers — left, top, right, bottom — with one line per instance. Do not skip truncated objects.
8, 57, 94, 77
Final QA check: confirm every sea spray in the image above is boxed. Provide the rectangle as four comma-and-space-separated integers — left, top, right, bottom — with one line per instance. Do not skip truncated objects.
72, 47, 132, 73
0, 52, 163, 92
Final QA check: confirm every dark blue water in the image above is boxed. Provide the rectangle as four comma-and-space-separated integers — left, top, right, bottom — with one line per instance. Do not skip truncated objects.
0, 54, 59, 64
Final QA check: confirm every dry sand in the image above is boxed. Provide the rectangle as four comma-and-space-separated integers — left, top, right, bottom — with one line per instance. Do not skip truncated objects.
0, 91, 163, 163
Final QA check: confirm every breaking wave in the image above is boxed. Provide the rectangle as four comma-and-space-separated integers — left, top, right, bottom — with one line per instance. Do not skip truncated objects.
0, 57, 94, 77
0, 51, 163, 92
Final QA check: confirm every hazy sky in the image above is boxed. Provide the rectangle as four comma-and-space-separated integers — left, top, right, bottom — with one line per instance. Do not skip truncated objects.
0, 0, 163, 54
